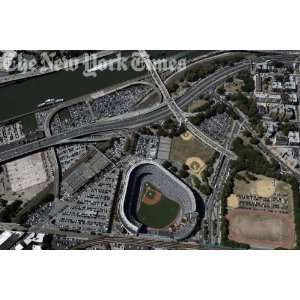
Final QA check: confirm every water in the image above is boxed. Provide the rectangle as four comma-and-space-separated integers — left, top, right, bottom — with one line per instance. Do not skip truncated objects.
0, 50, 206, 122
0, 65, 146, 122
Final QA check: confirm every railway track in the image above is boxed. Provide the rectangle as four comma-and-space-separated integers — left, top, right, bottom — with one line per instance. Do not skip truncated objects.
72, 234, 203, 250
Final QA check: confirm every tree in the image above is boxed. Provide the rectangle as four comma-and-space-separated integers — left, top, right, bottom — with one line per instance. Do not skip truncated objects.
243, 130, 252, 138
248, 101, 258, 119
169, 83, 179, 93
226, 77, 234, 83
217, 86, 225, 95
192, 175, 201, 189
162, 160, 172, 169
249, 137, 259, 145
163, 118, 176, 130
157, 128, 168, 137
199, 184, 212, 196
0, 200, 23, 222
182, 164, 190, 171
279, 122, 298, 136
179, 169, 189, 178
169, 166, 177, 173
216, 103, 226, 114
265, 138, 272, 145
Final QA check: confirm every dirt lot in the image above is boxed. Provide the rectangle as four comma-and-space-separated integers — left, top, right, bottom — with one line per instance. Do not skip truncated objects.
226, 209, 295, 249
169, 131, 214, 164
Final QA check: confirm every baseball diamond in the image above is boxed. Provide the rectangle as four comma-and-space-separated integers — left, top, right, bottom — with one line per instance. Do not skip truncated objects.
119, 160, 199, 240
137, 182, 180, 228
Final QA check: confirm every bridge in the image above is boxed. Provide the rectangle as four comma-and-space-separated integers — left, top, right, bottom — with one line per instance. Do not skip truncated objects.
0, 52, 297, 165
0, 61, 252, 164
139, 50, 238, 160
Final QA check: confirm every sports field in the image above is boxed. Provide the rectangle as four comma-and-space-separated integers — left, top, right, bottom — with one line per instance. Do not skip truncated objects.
170, 131, 214, 165
226, 209, 295, 249
233, 172, 293, 209
136, 182, 180, 229
234, 174, 276, 198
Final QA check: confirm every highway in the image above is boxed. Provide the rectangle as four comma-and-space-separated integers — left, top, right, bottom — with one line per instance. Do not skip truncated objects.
139, 50, 238, 160
43, 80, 157, 137
0, 53, 296, 165
0, 61, 251, 164
214, 92, 300, 180
205, 120, 240, 245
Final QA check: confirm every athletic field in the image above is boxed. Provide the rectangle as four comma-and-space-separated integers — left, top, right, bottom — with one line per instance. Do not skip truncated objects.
137, 182, 180, 229
226, 209, 295, 249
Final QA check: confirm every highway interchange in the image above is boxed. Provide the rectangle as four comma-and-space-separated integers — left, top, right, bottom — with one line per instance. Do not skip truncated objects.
1, 51, 299, 249
0, 58, 251, 164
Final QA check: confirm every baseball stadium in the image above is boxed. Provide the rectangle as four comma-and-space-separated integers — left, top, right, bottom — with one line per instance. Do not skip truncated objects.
119, 160, 199, 240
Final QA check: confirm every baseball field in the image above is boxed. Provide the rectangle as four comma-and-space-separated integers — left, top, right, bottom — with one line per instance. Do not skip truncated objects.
136, 182, 180, 229
226, 172, 295, 248
233, 172, 293, 210
169, 131, 214, 178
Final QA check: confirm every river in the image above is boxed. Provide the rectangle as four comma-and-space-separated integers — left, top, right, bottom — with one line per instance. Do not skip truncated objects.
0, 50, 208, 122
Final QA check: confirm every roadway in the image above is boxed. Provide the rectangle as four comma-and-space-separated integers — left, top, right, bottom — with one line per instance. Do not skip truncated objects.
0, 53, 297, 164
25, 226, 233, 249
139, 50, 238, 160
43, 80, 157, 137
0, 61, 251, 164
214, 92, 300, 180
205, 121, 240, 245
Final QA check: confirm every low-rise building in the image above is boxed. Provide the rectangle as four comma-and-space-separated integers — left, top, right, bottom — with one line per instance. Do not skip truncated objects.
255, 92, 281, 103
4, 152, 51, 192
288, 131, 300, 146
61, 149, 111, 195
274, 135, 289, 146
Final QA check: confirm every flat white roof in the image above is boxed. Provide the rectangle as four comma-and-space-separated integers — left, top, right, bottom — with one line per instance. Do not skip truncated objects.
255, 92, 281, 100
23, 232, 45, 245
288, 131, 300, 143
5, 152, 48, 192
32, 245, 42, 250
0, 231, 12, 245
14, 243, 24, 250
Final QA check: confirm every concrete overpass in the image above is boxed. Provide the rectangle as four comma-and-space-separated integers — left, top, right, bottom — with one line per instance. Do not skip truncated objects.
0, 53, 297, 165
139, 50, 238, 160
0, 61, 252, 164
44, 80, 158, 137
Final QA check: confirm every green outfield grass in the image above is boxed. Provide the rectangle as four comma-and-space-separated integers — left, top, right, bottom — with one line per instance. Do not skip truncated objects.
137, 183, 180, 229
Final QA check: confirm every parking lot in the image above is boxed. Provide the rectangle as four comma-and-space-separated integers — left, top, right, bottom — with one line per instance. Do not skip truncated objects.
52, 168, 120, 234
199, 112, 232, 144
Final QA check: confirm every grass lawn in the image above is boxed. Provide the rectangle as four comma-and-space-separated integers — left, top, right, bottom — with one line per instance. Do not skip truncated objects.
169, 135, 214, 163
